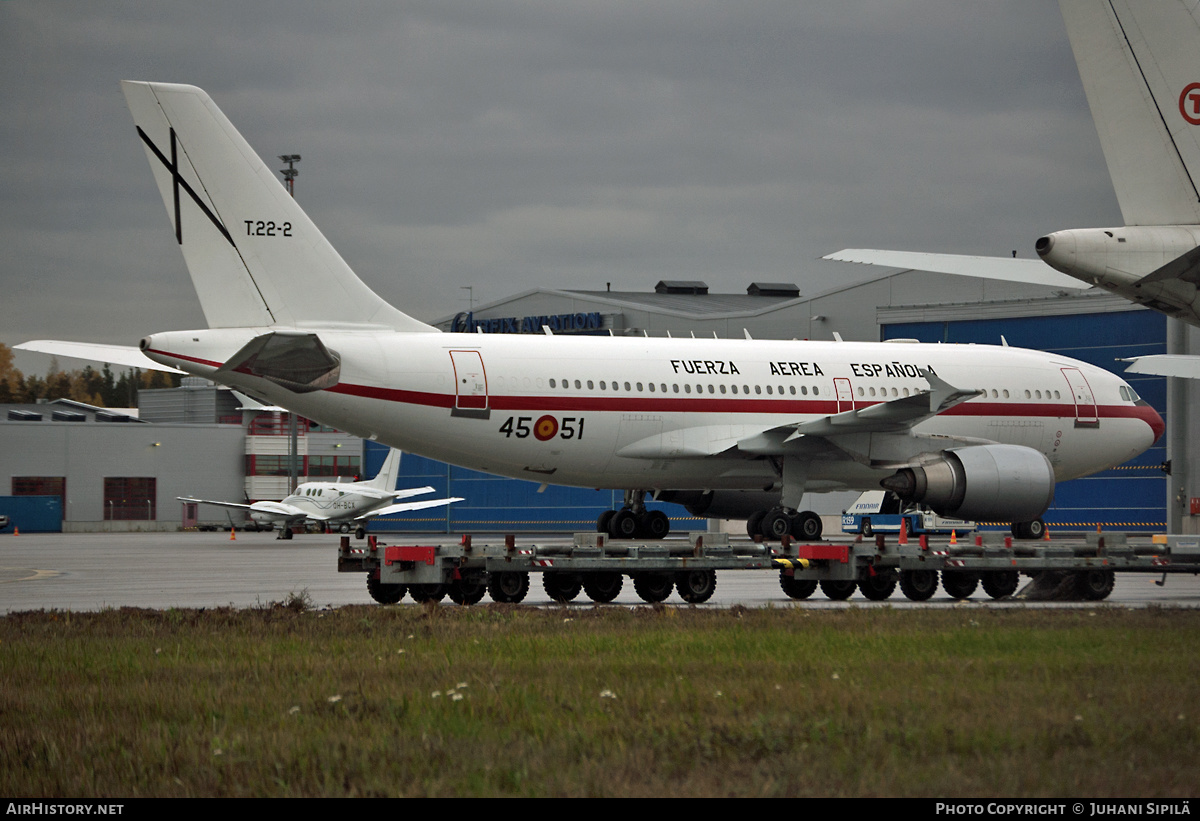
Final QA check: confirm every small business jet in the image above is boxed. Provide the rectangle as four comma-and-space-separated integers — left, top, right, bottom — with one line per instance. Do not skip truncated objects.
825, 0, 1200, 380
179, 449, 462, 539
22, 76, 1164, 542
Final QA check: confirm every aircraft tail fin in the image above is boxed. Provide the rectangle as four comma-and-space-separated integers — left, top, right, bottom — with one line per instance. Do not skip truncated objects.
363, 448, 404, 492
1060, 0, 1200, 225
121, 81, 437, 333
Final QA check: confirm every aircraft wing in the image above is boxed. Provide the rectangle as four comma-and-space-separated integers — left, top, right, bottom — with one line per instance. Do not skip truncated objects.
352, 496, 465, 521
823, 249, 1088, 290
618, 370, 981, 459
1121, 355, 1200, 380
17, 340, 187, 374
177, 496, 252, 511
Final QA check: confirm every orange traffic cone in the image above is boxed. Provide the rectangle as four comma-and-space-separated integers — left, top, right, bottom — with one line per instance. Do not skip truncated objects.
1043, 524, 1051, 541
950, 529, 957, 545
230, 527, 236, 541
12, 526, 17, 536
898, 518, 908, 545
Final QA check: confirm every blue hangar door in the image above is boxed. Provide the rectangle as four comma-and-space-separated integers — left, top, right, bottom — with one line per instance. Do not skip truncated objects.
883, 310, 1167, 532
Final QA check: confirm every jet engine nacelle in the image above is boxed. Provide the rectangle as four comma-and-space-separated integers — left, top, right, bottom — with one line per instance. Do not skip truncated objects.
881, 444, 1055, 523
656, 490, 781, 520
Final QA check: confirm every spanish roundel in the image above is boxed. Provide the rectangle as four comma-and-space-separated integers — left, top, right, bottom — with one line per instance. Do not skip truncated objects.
534, 415, 559, 441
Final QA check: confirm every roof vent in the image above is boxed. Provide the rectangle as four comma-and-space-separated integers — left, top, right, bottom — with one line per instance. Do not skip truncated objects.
746, 282, 800, 297
655, 280, 709, 295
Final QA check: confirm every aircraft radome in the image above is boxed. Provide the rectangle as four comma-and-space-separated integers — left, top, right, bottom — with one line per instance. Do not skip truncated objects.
179, 449, 462, 539
825, 0, 1200, 381
22, 79, 1166, 542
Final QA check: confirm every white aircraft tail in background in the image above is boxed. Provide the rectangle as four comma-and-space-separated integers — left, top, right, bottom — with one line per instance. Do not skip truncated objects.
825, 0, 1200, 378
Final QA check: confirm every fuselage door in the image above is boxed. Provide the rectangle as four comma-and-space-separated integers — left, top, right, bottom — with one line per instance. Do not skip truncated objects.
1060, 367, 1098, 428
834, 377, 855, 413
450, 350, 490, 419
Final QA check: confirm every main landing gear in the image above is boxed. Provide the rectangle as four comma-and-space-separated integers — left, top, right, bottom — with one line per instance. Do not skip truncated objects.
597, 490, 671, 540
746, 508, 823, 541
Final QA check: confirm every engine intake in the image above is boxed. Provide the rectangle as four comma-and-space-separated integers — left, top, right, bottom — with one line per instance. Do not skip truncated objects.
881, 444, 1055, 523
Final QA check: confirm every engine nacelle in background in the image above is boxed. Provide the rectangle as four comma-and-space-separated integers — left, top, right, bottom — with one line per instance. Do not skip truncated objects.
656, 490, 781, 520
880, 444, 1055, 523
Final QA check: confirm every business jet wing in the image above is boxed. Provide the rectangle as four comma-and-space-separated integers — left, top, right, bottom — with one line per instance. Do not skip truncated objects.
177, 496, 253, 511
17, 340, 187, 374
177, 496, 308, 520
1121, 355, 1200, 380
351, 496, 465, 522
822, 249, 1089, 290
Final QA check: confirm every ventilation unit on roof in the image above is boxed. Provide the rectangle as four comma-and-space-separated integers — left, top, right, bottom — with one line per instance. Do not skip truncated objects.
655, 280, 709, 295
746, 282, 800, 297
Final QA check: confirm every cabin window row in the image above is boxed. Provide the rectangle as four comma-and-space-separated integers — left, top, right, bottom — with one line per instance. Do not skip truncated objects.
547, 378, 826, 396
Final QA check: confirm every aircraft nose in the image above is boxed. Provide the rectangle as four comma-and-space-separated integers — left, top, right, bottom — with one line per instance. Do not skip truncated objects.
1144, 403, 1166, 444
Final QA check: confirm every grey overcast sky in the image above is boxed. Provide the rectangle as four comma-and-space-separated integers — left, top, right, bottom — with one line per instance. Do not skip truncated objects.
1, 1, 1123, 372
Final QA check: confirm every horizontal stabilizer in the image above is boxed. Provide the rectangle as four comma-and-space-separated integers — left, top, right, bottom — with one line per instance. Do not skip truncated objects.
824, 249, 1087, 290
1121, 355, 1200, 380
17, 340, 186, 374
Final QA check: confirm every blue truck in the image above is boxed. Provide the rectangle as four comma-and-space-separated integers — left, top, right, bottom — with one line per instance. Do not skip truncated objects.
841, 491, 975, 537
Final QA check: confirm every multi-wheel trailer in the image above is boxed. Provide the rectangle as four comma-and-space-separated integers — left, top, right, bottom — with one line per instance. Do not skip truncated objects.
337, 530, 1200, 605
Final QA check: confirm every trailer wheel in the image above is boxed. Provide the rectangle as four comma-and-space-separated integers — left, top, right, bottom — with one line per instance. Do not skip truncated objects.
941, 571, 979, 600
899, 569, 938, 601
819, 579, 857, 601
675, 569, 717, 604
981, 570, 1019, 599
488, 571, 530, 603
409, 584, 446, 603
583, 572, 624, 603
632, 572, 673, 603
858, 570, 897, 601
367, 573, 406, 604
448, 577, 487, 606
543, 573, 583, 603
779, 570, 817, 600
1074, 569, 1115, 601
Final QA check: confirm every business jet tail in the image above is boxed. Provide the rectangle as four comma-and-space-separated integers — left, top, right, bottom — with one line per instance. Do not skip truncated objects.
121, 81, 437, 334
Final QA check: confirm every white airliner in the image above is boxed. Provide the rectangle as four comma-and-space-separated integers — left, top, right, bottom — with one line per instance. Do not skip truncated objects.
825, 0, 1200, 380
23, 79, 1165, 542
179, 449, 462, 539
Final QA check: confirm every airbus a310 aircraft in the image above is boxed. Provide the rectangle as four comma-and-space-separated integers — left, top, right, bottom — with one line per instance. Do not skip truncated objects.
26, 79, 1164, 542
178, 448, 462, 539
826, 0, 1200, 380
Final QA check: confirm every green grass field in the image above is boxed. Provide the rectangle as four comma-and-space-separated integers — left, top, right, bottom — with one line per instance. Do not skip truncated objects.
2, 602, 1197, 797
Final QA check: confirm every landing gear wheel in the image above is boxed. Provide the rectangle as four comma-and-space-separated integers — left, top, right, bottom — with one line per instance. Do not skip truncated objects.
675, 569, 717, 604
858, 570, 897, 601
1013, 518, 1046, 540
488, 571, 530, 603
941, 571, 979, 600
981, 570, 1019, 599
583, 572, 624, 603
608, 509, 640, 540
791, 510, 823, 541
819, 579, 857, 601
1074, 569, 1115, 601
409, 584, 446, 604
761, 509, 793, 541
746, 510, 766, 540
779, 571, 818, 600
899, 569, 938, 601
632, 572, 673, 603
448, 577, 487, 605
597, 510, 616, 535
339, 523, 351, 534
642, 510, 670, 540
543, 573, 583, 603
366, 573, 406, 604
355, 527, 366, 540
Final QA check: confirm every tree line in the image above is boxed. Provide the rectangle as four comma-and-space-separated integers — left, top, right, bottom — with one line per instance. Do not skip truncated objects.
0, 343, 181, 407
